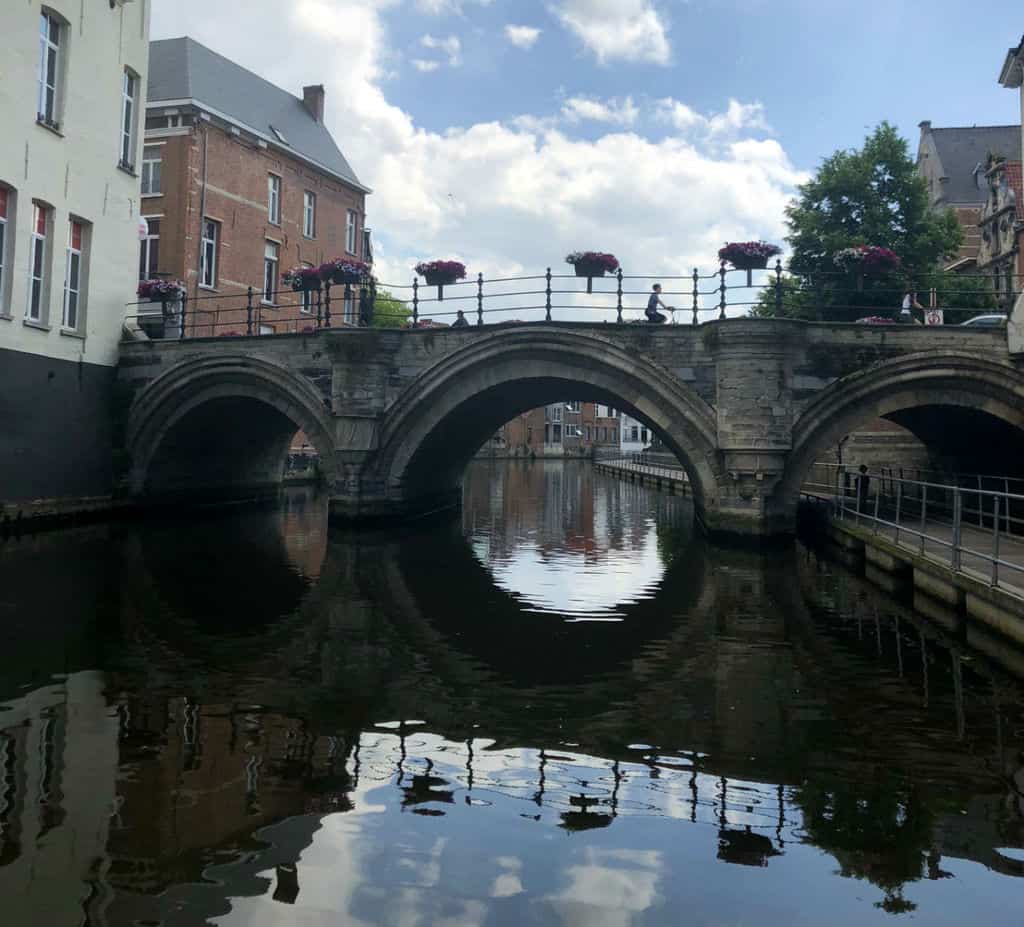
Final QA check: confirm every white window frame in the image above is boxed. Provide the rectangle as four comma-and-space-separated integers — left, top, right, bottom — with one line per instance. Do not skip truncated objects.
263, 240, 279, 304
62, 218, 84, 331
346, 210, 357, 254
303, 191, 316, 238
268, 174, 281, 225
120, 70, 137, 169
139, 217, 160, 281
37, 12, 62, 128
27, 203, 50, 323
200, 218, 218, 289
0, 187, 8, 315
141, 145, 163, 195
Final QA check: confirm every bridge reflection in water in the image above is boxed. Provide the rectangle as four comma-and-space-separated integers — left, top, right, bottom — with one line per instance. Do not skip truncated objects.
1, 463, 1024, 926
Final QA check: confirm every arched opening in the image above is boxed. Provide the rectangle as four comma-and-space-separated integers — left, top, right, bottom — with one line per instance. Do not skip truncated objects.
127, 355, 335, 504
777, 353, 1024, 516
370, 329, 720, 525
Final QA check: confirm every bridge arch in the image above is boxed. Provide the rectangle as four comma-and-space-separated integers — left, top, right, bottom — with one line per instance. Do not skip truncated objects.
126, 354, 336, 501
369, 327, 721, 522
776, 351, 1024, 513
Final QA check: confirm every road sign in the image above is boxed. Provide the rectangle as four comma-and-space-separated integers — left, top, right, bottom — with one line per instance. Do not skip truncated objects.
925, 309, 944, 326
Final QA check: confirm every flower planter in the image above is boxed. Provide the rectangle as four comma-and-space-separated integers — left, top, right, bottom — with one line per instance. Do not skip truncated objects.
424, 271, 459, 300
574, 263, 607, 294
330, 270, 364, 286
730, 256, 768, 287
290, 278, 321, 292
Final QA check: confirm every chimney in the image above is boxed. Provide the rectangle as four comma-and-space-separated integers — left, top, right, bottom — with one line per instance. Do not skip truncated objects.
303, 84, 325, 123
918, 119, 931, 133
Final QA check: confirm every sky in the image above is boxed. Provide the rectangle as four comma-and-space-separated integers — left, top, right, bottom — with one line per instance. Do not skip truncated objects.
150, 1, 1023, 309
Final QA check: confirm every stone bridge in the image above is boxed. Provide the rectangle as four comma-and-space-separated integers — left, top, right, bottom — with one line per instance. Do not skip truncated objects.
115, 319, 1024, 538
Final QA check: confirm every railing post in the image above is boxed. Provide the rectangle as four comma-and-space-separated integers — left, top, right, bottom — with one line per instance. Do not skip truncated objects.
477, 272, 484, 326
412, 278, 418, 325
894, 480, 902, 545
919, 483, 928, 554
324, 280, 332, 328
616, 268, 623, 324
246, 286, 254, 335
991, 495, 1001, 587
718, 261, 727, 320
873, 480, 881, 533
315, 287, 322, 329
774, 259, 783, 315
545, 267, 552, 322
179, 292, 187, 340
692, 267, 699, 325
977, 474, 984, 527
951, 487, 962, 570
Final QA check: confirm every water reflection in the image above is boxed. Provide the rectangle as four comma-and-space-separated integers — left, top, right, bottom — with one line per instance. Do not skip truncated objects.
1, 463, 1023, 926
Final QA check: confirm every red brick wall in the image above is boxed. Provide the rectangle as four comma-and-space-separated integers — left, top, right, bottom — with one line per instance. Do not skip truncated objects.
143, 120, 367, 337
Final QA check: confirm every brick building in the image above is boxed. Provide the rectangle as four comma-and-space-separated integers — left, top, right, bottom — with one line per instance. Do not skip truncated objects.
139, 37, 370, 337
915, 121, 1021, 275
495, 402, 625, 456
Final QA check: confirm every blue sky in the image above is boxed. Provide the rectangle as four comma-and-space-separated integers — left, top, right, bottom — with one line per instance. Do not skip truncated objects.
152, 1, 1023, 313
380, 0, 1020, 166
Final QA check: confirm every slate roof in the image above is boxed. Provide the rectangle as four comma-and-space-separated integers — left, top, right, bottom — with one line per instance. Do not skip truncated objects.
147, 37, 367, 191
927, 125, 1021, 204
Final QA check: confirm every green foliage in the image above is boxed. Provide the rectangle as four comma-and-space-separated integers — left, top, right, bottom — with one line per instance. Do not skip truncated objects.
766, 123, 965, 320
750, 274, 819, 321
372, 288, 412, 328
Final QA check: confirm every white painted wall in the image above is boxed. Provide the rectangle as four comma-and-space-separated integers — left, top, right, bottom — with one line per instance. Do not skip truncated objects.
620, 413, 651, 454
0, 0, 150, 368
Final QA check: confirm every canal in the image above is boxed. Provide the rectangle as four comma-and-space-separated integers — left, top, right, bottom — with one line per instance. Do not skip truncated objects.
2, 461, 1023, 925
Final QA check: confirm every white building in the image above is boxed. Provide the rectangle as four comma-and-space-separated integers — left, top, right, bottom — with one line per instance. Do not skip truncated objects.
0, 1, 150, 514
619, 412, 652, 455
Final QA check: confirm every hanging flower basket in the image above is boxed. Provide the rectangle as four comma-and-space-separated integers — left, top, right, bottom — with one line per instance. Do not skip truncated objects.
137, 278, 186, 302
833, 246, 900, 290
415, 260, 467, 300
283, 266, 321, 292
565, 251, 619, 294
718, 241, 782, 285
319, 258, 370, 286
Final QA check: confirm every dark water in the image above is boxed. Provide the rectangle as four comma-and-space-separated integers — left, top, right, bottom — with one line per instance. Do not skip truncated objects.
2, 461, 1024, 926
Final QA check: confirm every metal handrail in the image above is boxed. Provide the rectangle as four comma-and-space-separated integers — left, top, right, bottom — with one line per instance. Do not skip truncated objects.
815, 467, 1024, 591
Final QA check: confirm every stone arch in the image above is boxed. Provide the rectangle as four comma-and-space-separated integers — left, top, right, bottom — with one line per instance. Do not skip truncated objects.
369, 327, 721, 522
126, 354, 336, 500
776, 351, 1024, 514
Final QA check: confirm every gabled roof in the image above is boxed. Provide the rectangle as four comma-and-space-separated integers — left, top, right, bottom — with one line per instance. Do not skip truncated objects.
147, 37, 368, 192
999, 34, 1024, 87
925, 125, 1021, 204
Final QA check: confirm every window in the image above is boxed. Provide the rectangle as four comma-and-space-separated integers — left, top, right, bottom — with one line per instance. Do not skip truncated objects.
600, 427, 607, 442
268, 175, 281, 225
630, 426, 639, 442
346, 210, 357, 253
139, 218, 160, 280
63, 219, 86, 331
37, 13, 62, 128
553, 423, 562, 443
553, 406, 562, 423
0, 188, 8, 313
641, 427, 648, 443
141, 146, 162, 195
27, 204, 50, 322
200, 219, 218, 288
303, 191, 316, 238
263, 240, 279, 303
566, 400, 580, 412
120, 70, 137, 169
585, 426, 592, 442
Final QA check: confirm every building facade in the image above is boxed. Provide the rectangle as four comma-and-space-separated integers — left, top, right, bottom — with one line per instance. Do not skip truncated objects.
0, 0, 150, 514
915, 120, 1021, 275
139, 38, 370, 338
492, 403, 628, 457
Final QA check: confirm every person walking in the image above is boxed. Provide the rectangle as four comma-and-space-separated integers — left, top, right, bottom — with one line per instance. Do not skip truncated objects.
646, 284, 671, 323
900, 291, 923, 324
451, 310, 470, 328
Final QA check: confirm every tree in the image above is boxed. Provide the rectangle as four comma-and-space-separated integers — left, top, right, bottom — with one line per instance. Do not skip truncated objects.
764, 123, 964, 321
371, 288, 412, 328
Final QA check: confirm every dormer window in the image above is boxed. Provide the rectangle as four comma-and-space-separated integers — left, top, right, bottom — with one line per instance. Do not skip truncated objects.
270, 125, 289, 145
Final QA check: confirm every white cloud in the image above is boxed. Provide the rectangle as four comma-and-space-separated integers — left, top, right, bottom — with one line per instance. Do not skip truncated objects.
655, 97, 773, 138
562, 95, 639, 126
412, 59, 441, 72
505, 24, 542, 49
151, 1, 804, 318
550, 0, 670, 65
416, 0, 491, 13
420, 33, 462, 66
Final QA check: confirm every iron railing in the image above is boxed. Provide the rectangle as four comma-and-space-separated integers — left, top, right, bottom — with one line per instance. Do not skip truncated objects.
123, 265, 1019, 340
805, 463, 1024, 591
